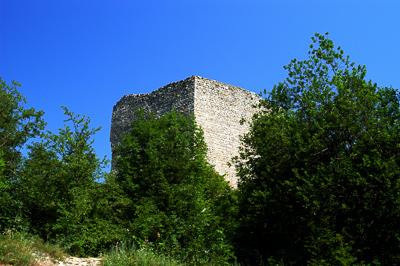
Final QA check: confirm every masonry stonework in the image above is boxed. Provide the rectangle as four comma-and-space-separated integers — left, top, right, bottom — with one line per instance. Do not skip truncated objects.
110, 76, 260, 187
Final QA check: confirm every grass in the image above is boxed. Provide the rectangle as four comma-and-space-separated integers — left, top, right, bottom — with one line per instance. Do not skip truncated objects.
0, 232, 235, 266
0, 230, 66, 266
103, 243, 184, 266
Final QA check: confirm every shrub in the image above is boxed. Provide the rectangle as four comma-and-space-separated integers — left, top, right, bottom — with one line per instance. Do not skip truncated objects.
17, 107, 121, 256
114, 110, 237, 264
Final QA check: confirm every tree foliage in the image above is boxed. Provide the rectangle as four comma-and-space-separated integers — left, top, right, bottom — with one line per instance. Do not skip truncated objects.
0, 78, 44, 231
235, 33, 400, 264
17, 107, 123, 256
114, 110, 237, 264
0, 78, 238, 261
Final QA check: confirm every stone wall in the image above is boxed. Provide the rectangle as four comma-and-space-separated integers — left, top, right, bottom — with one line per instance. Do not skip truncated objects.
110, 77, 195, 153
110, 76, 260, 187
194, 77, 259, 186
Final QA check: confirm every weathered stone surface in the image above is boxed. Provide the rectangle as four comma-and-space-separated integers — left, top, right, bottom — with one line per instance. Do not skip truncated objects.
110, 76, 260, 187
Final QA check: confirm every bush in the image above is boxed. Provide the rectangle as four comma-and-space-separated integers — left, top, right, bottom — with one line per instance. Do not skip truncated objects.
17, 107, 123, 256
114, 110, 237, 264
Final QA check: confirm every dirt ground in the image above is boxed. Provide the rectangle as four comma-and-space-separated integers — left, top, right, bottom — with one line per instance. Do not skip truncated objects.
36, 255, 102, 266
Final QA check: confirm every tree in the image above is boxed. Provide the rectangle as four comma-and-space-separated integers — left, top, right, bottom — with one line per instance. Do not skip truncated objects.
235, 33, 400, 264
18, 107, 120, 255
114, 110, 237, 264
0, 78, 44, 231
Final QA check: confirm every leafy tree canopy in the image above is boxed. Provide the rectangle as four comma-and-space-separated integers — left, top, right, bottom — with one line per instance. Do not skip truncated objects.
235, 33, 400, 265
0, 79, 44, 176
115, 110, 237, 264
0, 78, 44, 231
17, 107, 113, 255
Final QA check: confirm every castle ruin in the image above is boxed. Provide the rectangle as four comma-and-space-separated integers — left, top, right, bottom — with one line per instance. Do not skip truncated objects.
110, 76, 260, 187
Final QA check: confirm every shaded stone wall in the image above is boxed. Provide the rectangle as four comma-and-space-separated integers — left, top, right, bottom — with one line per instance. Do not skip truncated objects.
110, 76, 260, 187
110, 77, 195, 153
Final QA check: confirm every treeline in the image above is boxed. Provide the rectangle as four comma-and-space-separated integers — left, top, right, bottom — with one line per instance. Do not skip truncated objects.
1, 33, 400, 265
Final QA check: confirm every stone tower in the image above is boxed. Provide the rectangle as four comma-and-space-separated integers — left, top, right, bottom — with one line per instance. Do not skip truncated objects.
110, 76, 260, 187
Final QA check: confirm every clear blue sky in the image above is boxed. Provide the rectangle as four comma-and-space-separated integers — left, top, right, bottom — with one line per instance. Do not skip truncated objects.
1, 0, 399, 167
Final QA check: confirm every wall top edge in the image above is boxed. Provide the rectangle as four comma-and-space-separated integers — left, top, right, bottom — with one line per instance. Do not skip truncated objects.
113, 75, 260, 110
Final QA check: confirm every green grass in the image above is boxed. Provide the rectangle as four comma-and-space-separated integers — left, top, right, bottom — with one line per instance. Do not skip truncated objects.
0, 232, 236, 266
0, 230, 66, 266
103, 242, 241, 266
103, 243, 184, 266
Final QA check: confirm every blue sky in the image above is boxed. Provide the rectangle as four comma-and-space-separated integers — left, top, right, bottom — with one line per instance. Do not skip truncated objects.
1, 0, 399, 167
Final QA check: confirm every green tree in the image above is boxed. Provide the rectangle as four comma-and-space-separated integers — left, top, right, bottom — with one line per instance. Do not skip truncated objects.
235, 33, 400, 264
0, 78, 44, 231
114, 110, 237, 264
18, 107, 123, 255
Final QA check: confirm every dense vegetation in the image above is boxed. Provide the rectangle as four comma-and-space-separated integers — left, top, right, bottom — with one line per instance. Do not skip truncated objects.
0, 77, 237, 264
0, 79, 44, 233
114, 111, 237, 264
234, 33, 400, 265
0, 33, 399, 265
